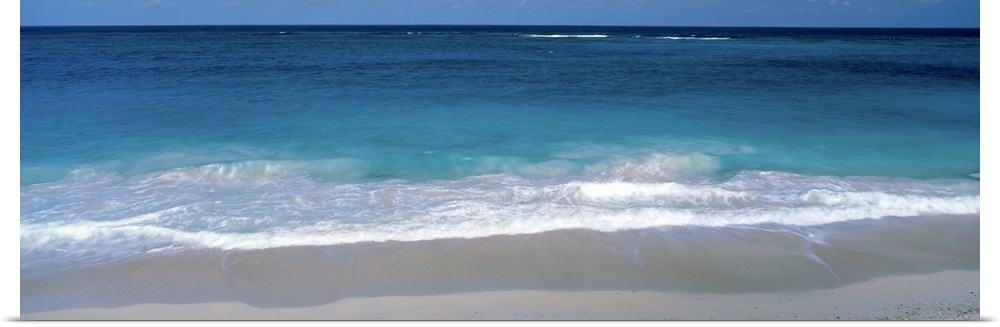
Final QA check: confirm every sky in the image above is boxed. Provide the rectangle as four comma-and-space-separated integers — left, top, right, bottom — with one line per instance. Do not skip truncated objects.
19, 0, 980, 28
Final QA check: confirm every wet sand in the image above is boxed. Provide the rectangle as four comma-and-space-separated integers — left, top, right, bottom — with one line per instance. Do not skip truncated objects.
20, 214, 980, 320
21, 270, 978, 320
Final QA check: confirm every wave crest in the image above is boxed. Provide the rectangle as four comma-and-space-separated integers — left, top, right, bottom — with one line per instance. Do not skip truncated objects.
526, 34, 609, 38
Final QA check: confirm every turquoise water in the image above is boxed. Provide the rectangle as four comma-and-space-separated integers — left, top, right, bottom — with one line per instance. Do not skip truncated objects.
20, 26, 979, 278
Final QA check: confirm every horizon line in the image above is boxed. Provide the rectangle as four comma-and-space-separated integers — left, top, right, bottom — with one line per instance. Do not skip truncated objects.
19, 23, 981, 30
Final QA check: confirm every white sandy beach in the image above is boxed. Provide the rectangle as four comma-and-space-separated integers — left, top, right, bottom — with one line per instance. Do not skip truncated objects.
21, 269, 978, 321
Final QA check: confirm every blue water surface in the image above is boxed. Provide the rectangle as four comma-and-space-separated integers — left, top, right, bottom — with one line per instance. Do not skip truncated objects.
21, 25, 979, 183
20, 26, 980, 275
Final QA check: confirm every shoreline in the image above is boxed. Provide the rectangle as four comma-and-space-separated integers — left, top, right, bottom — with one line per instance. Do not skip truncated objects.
20, 214, 979, 319
21, 269, 979, 320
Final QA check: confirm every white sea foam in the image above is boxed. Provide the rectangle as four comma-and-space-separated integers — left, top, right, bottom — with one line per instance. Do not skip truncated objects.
21, 164, 980, 256
20, 186, 980, 254
20, 150, 981, 275
527, 34, 609, 38
661, 36, 732, 40
582, 152, 721, 181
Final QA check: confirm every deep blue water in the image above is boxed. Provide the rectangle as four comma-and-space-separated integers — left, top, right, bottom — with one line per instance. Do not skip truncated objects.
20, 25, 979, 275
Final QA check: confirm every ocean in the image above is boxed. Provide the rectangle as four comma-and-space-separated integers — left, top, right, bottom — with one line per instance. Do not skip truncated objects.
20, 25, 979, 312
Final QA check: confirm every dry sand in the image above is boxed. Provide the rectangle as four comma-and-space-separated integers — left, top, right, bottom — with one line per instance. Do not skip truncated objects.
20, 269, 979, 321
